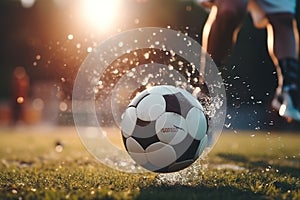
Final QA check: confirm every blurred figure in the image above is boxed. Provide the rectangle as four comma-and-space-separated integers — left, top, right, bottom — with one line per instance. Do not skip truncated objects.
11, 66, 30, 124
198, 0, 300, 121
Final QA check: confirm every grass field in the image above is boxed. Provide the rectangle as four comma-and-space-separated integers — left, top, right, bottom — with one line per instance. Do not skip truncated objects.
0, 126, 299, 200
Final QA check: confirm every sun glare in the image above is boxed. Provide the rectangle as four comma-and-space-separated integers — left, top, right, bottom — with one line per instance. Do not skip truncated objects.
83, 0, 121, 32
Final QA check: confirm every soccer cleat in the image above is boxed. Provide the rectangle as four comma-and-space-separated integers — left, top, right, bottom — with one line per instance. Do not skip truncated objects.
272, 88, 300, 122
271, 90, 281, 111
272, 58, 300, 122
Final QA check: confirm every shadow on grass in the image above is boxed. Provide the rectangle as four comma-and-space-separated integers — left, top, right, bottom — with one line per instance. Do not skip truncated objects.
137, 185, 265, 200
217, 153, 300, 178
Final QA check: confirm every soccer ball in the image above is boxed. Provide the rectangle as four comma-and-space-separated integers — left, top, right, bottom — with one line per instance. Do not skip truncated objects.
121, 85, 208, 173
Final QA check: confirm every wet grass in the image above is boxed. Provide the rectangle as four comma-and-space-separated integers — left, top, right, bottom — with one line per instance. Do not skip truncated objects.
0, 127, 299, 199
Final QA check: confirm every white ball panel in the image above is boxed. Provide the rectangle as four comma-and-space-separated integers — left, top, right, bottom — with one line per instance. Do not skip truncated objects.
129, 89, 149, 107
186, 107, 207, 140
195, 134, 208, 159
148, 85, 179, 95
126, 137, 145, 153
136, 94, 166, 121
146, 142, 177, 168
155, 112, 188, 145
128, 152, 148, 166
121, 107, 137, 138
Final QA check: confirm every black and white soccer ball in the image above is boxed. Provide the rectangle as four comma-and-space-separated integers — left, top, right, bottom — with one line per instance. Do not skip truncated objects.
121, 85, 208, 173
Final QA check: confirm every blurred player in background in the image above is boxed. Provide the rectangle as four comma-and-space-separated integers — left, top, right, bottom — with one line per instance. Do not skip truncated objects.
11, 66, 30, 124
198, 0, 300, 121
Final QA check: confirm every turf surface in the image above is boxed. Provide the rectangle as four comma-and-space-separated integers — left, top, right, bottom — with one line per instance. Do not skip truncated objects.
0, 127, 299, 199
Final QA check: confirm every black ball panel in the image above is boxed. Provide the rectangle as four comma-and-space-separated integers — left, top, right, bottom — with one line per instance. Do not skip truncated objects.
136, 118, 152, 127
132, 120, 157, 139
176, 139, 200, 162
163, 93, 181, 115
122, 134, 128, 151
173, 92, 194, 118
153, 165, 170, 173
172, 134, 200, 162
131, 134, 160, 150
167, 159, 194, 173
163, 92, 194, 118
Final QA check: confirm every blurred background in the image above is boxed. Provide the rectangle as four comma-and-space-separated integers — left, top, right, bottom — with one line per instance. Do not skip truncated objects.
0, 0, 299, 131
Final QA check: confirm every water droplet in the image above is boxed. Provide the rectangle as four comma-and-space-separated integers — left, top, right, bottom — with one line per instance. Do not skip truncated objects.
225, 123, 231, 128
59, 102, 68, 112
144, 52, 150, 59
178, 61, 184, 66
87, 47, 93, 53
118, 42, 124, 47
187, 40, 192, 46
16, 97, 24, 104
32, 98, 44, 111
113, 69, 119, 74
127, 71, 134, 77
67, 34, 74, 40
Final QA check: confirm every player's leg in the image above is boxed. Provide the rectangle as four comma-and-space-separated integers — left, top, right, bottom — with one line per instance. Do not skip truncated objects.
204, 0, 248, 66
268, 13, 297, 60
198, 0, 248, 104
268, 13, 300, 121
